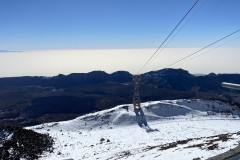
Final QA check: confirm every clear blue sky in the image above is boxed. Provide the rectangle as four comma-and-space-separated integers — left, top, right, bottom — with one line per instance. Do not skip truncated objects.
0, 0, 239, 50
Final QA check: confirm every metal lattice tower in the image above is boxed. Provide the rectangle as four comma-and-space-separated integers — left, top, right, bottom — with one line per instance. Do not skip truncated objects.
133, 75, 141, 110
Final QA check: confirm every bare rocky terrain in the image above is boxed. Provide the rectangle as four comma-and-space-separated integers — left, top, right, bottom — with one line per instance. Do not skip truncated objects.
0, 124, 53, 160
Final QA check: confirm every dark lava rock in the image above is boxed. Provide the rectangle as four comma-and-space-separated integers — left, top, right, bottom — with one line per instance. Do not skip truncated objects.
0, 125, 53, 160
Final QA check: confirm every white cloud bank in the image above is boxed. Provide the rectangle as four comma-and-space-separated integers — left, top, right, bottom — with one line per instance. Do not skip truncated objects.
0, 48, 239, 77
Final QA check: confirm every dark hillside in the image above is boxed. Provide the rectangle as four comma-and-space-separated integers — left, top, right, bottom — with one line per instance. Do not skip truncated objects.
0, 68, 239, 126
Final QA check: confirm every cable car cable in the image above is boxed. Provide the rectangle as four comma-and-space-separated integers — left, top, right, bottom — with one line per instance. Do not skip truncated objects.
149, 0, 207, 65
164, 28, 240, 68
137, 0, 200, 74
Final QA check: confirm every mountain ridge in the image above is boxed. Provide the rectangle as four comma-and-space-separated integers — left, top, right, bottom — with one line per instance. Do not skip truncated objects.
1, 68, 240, 90
1, 68, 240, 126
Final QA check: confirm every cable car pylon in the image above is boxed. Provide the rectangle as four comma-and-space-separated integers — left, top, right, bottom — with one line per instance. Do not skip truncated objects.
133, 75, 141, 111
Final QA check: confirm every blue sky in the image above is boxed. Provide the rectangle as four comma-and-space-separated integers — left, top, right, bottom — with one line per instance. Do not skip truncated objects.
1, 0, 240, 50
0, 0, 240, 77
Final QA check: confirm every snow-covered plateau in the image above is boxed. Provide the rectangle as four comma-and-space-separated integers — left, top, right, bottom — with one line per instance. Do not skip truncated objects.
28, 99, 240, 160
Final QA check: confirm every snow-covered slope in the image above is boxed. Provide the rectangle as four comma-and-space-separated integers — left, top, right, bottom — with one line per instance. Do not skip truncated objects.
28, 99, 240, 160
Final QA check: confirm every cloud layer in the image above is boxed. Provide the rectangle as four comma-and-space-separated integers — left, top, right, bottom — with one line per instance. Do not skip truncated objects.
0, 48, 239, 77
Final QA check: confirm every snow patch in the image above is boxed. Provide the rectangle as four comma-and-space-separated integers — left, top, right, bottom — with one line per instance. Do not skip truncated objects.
28, 99, 240, 160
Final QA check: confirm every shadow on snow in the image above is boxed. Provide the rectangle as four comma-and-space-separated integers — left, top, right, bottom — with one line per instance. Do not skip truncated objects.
134, 108, 159, 133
